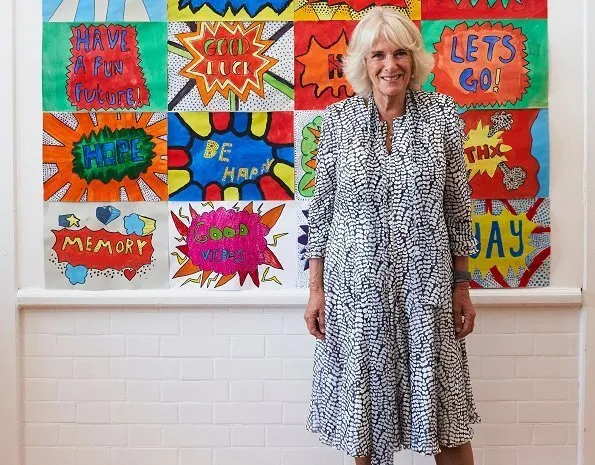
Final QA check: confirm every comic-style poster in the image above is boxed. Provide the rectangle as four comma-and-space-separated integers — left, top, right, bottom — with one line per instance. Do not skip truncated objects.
423, 19, 548, 108
461, 108, 549, 199
43, 0, 166, 21
168, 0, 294, 20
43, 22, 167, 111
44, 202, 169, 289
295, 0, 420, 21
168, 111, 294, 201
169, 201, 297, 289
294, 21, 357, 110
43, 112, 168, 202
168, 21, 294, 111
470, 198, 549, 288
422, 0, 547, 20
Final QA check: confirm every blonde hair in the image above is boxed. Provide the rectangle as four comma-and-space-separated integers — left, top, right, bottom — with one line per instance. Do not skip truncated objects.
344, 7, 434, 95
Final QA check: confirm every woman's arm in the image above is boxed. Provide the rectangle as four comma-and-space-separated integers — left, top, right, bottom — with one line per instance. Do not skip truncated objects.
442, 96, 477, 339
442, 96, 477, 258
304, 106, 339, 262
304, 106, 339, 340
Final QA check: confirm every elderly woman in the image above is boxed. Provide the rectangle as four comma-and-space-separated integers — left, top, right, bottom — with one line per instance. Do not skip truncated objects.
303, 7, 479, 465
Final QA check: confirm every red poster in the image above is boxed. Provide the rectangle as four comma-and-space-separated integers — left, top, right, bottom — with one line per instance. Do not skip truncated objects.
461, 109, 548, 199
294, 21, 358, 110
422, 0, 547, 20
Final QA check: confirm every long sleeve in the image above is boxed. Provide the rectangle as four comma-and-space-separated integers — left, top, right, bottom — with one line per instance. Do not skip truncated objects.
442, 96, 478, 256
304, 106, 339, 260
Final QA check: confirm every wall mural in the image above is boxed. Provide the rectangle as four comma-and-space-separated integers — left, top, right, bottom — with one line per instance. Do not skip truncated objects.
41, 0, 551, 289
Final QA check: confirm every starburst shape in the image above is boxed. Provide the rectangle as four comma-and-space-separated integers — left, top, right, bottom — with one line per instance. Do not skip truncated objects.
296, 31, 352, 98
177, 22, 278, 105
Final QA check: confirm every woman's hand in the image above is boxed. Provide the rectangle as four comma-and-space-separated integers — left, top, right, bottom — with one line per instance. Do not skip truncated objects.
304, 290, 326, 340
452, 282, 475, 339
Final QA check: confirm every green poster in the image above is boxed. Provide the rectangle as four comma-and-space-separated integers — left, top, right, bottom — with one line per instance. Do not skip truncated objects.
42, 22, 167, 111
422, 19, 548, 109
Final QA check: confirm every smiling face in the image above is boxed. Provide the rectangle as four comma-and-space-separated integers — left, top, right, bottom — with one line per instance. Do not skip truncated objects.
365, 37, 413, 100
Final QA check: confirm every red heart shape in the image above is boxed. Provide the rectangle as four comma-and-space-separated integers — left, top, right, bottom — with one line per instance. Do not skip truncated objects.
123, 269, 136, 281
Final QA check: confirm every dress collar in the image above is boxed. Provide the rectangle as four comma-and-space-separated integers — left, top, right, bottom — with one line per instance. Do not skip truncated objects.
362, 89, 418, 128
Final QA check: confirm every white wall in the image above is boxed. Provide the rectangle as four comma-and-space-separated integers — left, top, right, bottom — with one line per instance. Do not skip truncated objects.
1, 0, 19, 463
20, 306, 580, 465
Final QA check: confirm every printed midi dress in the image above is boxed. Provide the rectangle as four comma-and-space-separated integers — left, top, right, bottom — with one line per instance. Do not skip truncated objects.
304, 90, 480, 464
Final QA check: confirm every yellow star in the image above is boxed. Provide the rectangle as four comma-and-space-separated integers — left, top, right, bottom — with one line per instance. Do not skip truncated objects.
66, 214, 80, 227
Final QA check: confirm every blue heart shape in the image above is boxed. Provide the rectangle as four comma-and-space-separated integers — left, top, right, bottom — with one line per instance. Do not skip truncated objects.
96, 206, 121, 225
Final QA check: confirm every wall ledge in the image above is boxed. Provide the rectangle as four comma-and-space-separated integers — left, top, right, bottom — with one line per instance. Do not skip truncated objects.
17, 287, 583, 309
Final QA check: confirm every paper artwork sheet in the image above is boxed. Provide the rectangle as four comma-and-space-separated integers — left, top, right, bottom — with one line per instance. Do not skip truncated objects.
461, 108, 549, 199
294, 0, 420, 21
423, 19, 548, 108
470, 198, 549, 288
43, 112, 168, 202
168, 111, 294, 201
294, 21, 357, 111
167, 21, 294, 111
169, 201, 297, 289
421, 0, 547, 20
43, 0, 167, 21
42, 22, 167, 111
296, 201, 309, 289
44, 202, 169, 289
168, 0, 294, 20
294, 110, 323, 200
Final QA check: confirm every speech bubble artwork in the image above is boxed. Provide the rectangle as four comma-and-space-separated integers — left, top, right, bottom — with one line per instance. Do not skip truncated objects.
294, 21, 356, 110
168, 21, 293, 112
469, 198, 549, 288
186, 208, 270, 276
433, 22, 528, 106
43, 22, 167, 111
43, 0, 166, 21
43, 112, 168, 202
294, 0, 420, 21
169, 201, 297, 289
169, 0, 294, 20
421, 0, 547, 19
52, 227, 154, 271
45, 202, 169, 289
168, 111, 294, 201
423, 20, 548, 108
461, 109, 549, 199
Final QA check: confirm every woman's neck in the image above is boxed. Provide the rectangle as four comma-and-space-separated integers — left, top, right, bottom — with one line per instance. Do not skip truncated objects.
373, 90, 407, 123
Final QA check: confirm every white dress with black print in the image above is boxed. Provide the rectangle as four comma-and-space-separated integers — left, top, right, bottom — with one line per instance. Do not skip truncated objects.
305, 90, 480, 464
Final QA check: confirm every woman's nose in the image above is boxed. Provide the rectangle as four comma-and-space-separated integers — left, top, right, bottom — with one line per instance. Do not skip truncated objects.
383, 56, 399, 69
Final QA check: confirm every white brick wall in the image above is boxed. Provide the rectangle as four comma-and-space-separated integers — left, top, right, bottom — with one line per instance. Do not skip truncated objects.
20, 307, 580, 465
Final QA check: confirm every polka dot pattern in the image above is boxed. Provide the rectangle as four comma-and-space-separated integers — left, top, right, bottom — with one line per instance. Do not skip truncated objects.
305, 90, 480, 463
